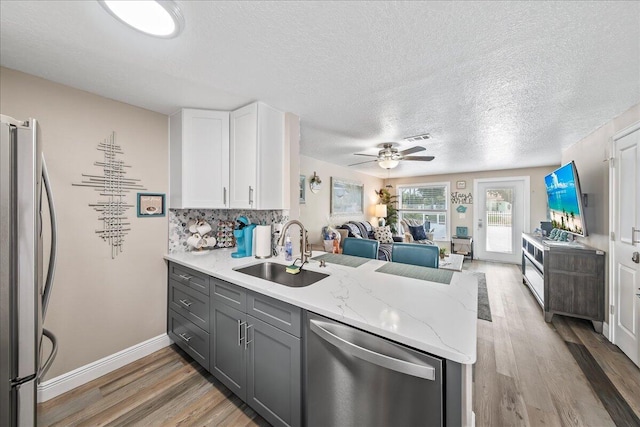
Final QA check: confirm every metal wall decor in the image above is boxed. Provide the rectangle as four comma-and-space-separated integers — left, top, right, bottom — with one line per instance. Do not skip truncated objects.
73, 132, 146, 258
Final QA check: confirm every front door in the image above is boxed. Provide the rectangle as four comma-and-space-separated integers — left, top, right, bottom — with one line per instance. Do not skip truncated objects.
474, 178, 529, 263
611, 122, 640, 367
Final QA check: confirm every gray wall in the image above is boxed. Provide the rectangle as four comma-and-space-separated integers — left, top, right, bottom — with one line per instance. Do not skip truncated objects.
0, 67, 169, 380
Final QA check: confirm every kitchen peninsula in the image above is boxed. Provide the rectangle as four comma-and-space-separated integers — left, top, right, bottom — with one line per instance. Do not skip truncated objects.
165, 249, 478, 427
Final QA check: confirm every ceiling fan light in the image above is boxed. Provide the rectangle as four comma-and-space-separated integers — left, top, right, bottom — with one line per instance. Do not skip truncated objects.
99, 0, 184, 38
378, 159, 399, 169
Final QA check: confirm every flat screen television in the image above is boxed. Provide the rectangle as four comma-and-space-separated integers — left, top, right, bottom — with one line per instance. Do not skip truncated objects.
544, 161, 588, 237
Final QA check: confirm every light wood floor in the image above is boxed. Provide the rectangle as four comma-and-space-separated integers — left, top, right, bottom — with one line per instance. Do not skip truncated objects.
467, 261, 640, 427
37, 261, 640, 426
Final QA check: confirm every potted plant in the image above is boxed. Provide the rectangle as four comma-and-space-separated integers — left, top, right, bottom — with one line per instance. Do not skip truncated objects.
439, 247, 447, 260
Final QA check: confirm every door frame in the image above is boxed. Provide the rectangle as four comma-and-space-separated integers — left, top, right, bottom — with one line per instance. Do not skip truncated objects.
473, 176, 531, 263
608, 121, 640, 342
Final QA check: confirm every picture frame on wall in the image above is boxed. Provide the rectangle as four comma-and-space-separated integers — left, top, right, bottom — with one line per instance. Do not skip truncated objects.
300, 175, 306, 204
137, 193, 165, 217
456, 180, 466, 189
330, 177, 364, 215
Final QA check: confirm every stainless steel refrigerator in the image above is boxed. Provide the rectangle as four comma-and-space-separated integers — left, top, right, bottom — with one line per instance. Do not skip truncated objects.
1, 115, 58, 426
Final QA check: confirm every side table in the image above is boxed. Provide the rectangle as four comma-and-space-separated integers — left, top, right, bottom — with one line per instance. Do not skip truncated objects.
451, 235, 473, 261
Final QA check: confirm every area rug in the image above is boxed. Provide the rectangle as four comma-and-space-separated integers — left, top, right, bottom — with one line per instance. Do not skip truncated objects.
467, 272, 492, 322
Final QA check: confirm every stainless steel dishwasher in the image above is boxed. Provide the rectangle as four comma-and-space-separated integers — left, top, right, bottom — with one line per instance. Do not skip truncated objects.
305, 312, 444, 427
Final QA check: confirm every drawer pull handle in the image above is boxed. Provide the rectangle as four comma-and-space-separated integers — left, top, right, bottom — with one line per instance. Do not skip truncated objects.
179, 299, 193, 307
238, 320, 246, 346
178, 333, 192, 343
244, 324, 253, 349
178, 274, 193, 281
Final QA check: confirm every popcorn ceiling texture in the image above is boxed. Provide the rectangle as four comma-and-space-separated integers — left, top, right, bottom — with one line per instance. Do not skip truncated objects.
169, 209, 289, 253
1, 2, 638, 178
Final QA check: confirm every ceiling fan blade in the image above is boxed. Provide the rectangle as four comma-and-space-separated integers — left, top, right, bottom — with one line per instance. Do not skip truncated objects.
403, 156, 435, 162
353, 153, 380, 157
348, 159, 379, 166
399, 146, 426, 156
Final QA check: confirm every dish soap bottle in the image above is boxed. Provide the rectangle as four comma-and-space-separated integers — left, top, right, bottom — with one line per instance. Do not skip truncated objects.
284, 231, 293, 261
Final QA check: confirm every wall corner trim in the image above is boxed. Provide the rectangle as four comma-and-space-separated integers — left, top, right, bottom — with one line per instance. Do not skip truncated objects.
37, 333, 172, 402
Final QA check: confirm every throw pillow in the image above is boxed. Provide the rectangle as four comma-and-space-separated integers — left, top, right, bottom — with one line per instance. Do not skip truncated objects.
408, 224, 427, 241
373, 226, 394, 243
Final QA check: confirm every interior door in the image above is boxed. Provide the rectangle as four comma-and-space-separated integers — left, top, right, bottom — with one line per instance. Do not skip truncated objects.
612, 122, 640, 367
474, 178, 528, 263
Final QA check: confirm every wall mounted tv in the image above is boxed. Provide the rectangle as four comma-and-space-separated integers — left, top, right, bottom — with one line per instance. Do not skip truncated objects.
544, 161, 588, 237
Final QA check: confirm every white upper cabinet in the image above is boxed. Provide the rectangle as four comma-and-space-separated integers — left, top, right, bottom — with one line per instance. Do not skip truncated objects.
170, 109, 230, 209
230, 102, 287, 210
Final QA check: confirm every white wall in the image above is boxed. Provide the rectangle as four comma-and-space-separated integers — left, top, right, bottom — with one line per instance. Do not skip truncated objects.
561, 103, 640, 311
300, 155, 383, 244
1, 67, 169, 380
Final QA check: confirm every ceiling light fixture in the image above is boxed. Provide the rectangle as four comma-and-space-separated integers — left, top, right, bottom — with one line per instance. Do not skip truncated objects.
99, 0, 184, 38
378, 159, 399, 169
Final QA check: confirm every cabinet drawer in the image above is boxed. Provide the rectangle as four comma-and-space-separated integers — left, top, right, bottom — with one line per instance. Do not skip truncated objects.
212, 277, 247, 311
169, 262, 210, 296
169, 279, 210, 332
248, 291, 302, 337
168, 309, 209, 368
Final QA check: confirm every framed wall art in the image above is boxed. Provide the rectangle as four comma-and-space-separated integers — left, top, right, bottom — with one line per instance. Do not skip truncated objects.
299, 175, 306, 204
137, 193, 165, 217
330, 177, 364, 215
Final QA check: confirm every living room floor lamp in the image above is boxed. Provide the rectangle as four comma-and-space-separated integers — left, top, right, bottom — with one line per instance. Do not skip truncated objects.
375, 204, 387, 226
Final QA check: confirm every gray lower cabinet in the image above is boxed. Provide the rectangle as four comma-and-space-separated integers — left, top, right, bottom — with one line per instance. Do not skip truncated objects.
246, 315, 301, 427
167, 262, 303, 427
210, 276, 302, 427
210, 302, 247, 399
167, 264, 211, 369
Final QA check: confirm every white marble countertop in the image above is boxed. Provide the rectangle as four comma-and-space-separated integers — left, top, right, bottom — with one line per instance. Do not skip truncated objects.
164, 249, 478, 364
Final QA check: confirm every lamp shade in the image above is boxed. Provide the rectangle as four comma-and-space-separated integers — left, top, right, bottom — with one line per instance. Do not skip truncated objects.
378, 159, 399, 169
375, 204, 387, 218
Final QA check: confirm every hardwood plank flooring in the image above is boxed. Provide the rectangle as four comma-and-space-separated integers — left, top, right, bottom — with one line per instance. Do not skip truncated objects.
38, 261, 640, 426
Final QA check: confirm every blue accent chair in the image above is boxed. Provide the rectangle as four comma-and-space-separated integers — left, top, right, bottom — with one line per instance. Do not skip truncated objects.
342, 238, 379, 259
391, 242, 439, 268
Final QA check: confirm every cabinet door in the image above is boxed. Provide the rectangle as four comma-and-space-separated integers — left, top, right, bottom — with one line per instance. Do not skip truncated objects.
246, 315, 301, 427
256, 103, 286, 209
229, 103, 257, 209
211, 302, 247, 400
182, 109, 230, 208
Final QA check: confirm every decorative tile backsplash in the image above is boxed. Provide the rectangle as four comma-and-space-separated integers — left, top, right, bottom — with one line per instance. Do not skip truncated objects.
169, 209, 289, 253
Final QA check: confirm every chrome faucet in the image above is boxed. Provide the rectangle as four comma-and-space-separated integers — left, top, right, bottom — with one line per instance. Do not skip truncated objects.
278, 220, 312, 265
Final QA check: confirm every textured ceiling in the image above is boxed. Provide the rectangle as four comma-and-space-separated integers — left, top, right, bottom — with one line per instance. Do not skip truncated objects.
1, 1, 638, 178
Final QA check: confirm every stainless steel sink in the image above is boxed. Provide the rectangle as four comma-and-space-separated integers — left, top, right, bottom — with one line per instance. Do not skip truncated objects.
235, 262, 329, 287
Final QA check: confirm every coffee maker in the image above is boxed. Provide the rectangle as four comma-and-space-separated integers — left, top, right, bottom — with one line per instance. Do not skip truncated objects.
232, 216, 256, 258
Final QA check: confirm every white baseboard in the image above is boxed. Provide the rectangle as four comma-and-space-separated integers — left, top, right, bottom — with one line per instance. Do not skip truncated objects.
38, 333, 172, 402
603, 322, 610, 340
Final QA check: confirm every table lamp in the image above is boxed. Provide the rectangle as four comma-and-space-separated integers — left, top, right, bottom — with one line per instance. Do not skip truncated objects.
375, 204, 387, 226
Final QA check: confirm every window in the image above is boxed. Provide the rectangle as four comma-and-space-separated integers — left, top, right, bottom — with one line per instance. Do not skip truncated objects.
397, 183, 449, 240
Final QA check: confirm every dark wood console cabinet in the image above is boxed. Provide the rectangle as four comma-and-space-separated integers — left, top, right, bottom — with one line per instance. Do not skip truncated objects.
521, 233, 605, 332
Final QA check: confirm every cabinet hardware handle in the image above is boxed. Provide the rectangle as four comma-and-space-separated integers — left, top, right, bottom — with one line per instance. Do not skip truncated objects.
178, 274, 193, 281
178, 333, 192, 343
633, 227, 640, 244
249, 186, 253, 206
237, 320, 246, 346
223, 187, 227, 206
179, 299, 193, 307
244, 324, 253, 349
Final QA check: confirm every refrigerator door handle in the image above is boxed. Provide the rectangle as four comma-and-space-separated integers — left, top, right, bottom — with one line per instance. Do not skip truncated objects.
41, 156, 57, 320
38, 328, 58, 381
309, 319, 436, 381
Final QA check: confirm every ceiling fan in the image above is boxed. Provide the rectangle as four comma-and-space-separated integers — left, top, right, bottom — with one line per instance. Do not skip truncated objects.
348, 143, 435, 169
